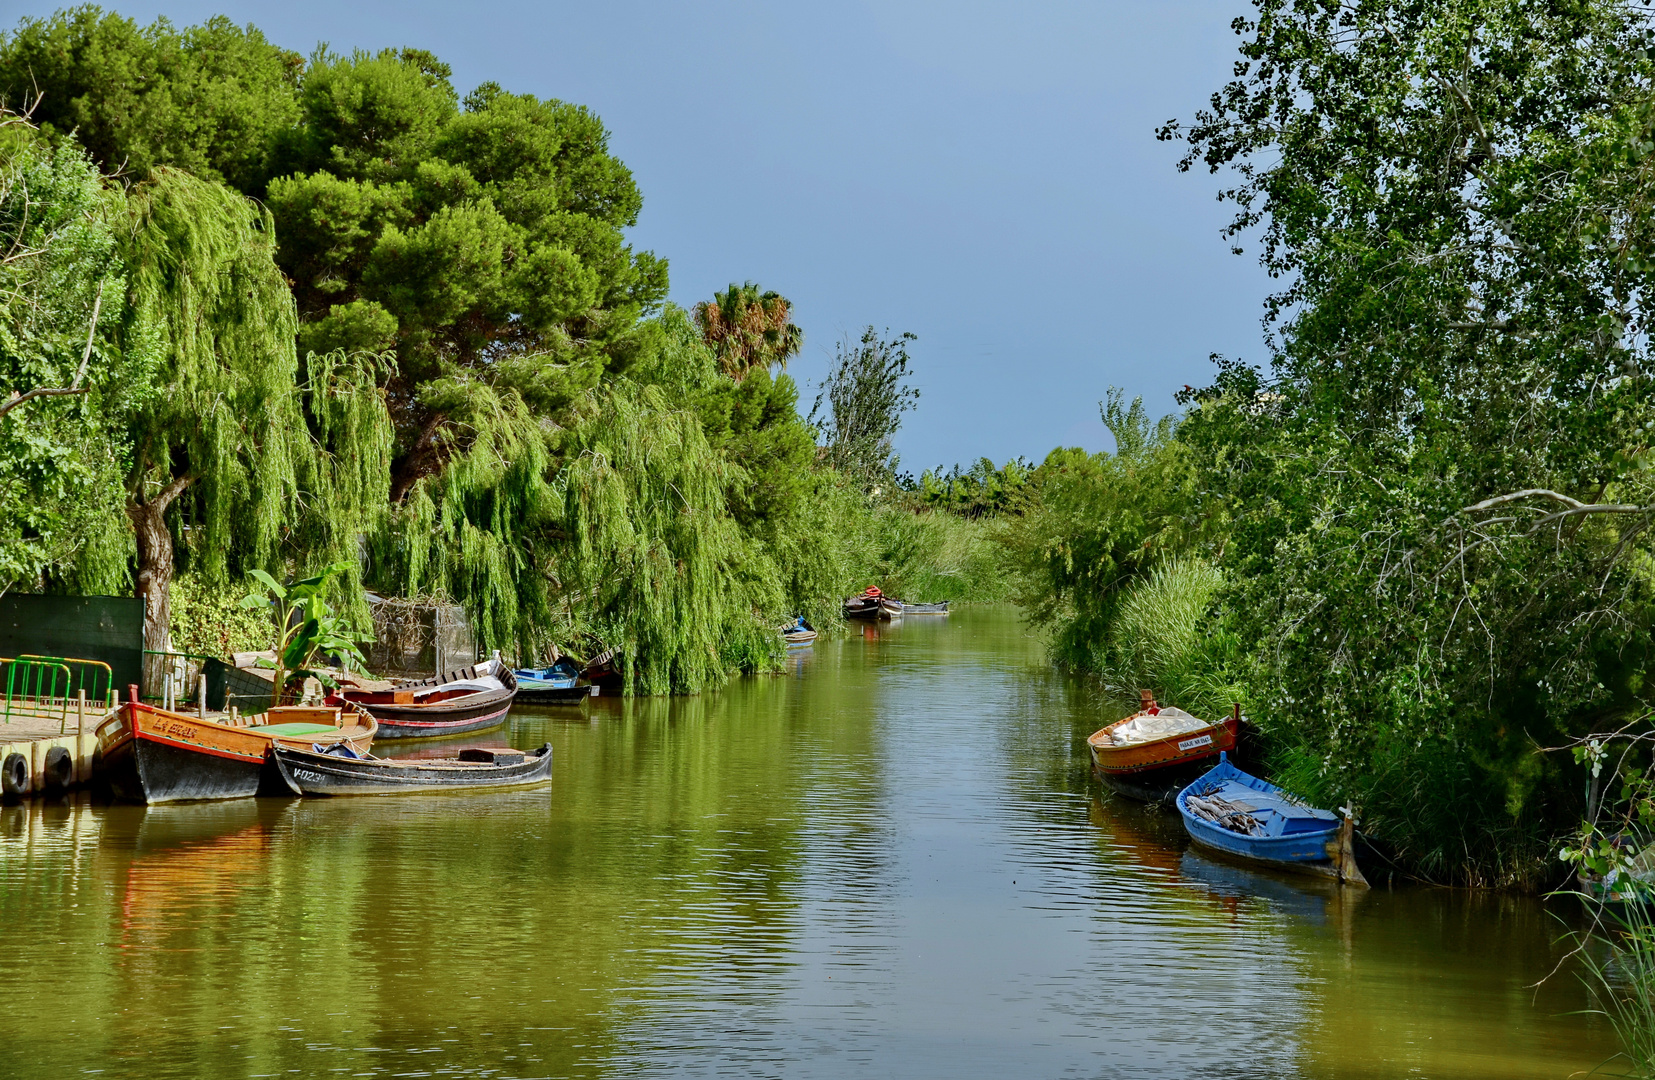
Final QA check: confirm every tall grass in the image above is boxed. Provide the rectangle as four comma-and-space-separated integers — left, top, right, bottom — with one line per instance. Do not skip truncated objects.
1573, 901, 1655, 1077
1096, 557, 1241, 718
868, 509, 1007, 603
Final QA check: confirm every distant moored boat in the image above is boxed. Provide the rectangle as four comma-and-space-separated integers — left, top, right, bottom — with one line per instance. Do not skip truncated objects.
843, 588, 902, 621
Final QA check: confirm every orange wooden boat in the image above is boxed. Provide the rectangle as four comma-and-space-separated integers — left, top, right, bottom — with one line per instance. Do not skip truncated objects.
95, 689, 376, 804
1088, 692, 1239, 800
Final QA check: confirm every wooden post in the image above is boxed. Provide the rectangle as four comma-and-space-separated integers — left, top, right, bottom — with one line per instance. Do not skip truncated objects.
197, 674, 206, 720
1333, 816, 1369, 888
76, 690, 85, 738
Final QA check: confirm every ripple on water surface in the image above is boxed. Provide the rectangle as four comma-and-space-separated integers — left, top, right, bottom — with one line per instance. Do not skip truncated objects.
0, 607, 1621, 1079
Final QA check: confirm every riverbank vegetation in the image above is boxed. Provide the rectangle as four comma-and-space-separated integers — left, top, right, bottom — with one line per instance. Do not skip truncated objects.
0, 7, 974, 694
13, 0, 1655, 899
993, 0, 1655, 892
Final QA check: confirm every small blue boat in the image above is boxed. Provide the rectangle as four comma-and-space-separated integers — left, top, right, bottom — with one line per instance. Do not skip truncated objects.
512, 658, 593, 705
1176, 753, 1366, 885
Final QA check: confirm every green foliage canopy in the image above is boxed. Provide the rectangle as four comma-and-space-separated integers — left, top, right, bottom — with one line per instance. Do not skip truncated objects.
1164, 0, 1655, 884
0, 8, 302, 193
0, 124, 140, 593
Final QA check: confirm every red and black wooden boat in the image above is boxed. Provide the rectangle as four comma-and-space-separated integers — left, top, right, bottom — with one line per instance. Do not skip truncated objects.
1086, 692, 1240, 804
330, 656, 517, 740
843, 587, 903, 621
94, 692, 377, 804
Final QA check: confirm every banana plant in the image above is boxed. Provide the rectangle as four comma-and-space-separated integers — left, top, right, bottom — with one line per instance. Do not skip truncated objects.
238, 562, 374, 708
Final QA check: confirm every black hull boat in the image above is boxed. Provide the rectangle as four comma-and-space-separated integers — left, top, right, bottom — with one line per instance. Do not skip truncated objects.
101, 733, 266, 803
93, 699, 378, 805
335, 657, 517, 740
271, 743, 553, 796
516, 683, 594, 705
843, 590, 902, 621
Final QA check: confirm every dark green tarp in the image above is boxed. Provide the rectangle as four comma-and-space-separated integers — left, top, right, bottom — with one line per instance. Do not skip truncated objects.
204, 658, 274, 713
0, 594, 143, 696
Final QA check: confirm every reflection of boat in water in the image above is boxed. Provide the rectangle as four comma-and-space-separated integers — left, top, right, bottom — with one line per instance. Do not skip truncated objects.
128, 798, 285, 852
1178, 847, 1341, 925
1086, 795, 1188, 877
116, 803, 283, 960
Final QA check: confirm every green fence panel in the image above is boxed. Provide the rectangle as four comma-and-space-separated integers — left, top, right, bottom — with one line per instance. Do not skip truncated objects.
0, 595, 142, 696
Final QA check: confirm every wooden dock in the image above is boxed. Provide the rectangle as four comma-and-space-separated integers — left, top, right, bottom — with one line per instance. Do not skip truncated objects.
0, 695, 117, 798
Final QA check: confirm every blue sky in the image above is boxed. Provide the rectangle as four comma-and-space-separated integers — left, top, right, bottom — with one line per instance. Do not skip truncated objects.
83, 0, 1270, 469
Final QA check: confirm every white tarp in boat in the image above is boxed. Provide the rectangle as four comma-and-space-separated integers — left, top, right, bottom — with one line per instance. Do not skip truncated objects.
414, 675, 506, 697
1099, 706, 1209, 746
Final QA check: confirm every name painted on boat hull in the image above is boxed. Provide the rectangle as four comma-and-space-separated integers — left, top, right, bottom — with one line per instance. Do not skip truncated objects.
1177, 734, 1214, 752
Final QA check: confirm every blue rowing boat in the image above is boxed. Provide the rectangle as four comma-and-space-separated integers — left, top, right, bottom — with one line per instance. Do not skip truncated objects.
512, 658, 594, 705
1176, 753, 1366, 885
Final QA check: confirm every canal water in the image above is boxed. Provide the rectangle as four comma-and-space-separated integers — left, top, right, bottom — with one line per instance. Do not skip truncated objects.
0, 606, 1619, 1078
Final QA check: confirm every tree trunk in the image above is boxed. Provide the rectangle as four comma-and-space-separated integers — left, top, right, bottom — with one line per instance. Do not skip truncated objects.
127, 475, 192, 698
388, 412, 449, 503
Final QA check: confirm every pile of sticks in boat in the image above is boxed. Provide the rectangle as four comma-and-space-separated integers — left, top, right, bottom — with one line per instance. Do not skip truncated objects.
1185, 792, 1264, 836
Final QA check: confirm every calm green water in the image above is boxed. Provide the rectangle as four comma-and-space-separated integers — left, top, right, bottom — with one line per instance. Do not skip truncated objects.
0, 606, 1619, 1078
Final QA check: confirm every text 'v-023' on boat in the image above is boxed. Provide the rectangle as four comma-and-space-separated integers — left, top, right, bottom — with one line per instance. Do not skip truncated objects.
94, 689, 377, 804
329, 655, 517, 739
1087, 691, 1240, 804
1176, 752, 1367, 887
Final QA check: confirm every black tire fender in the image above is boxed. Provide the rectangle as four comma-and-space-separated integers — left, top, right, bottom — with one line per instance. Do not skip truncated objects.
42, 746, 73, 792
1, 752, 27, 800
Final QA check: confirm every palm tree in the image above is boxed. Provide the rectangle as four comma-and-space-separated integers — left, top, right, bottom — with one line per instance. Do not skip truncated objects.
692, 281, 803, 380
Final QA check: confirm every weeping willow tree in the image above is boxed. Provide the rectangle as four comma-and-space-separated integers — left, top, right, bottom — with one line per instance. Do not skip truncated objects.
368, 379, 786, 692
550, 383, 784, 694
366, 384, 557, 653
118, 168, 390, 666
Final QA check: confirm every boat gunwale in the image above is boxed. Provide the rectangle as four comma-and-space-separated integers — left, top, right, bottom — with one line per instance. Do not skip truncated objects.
1087, 706, 1239, 775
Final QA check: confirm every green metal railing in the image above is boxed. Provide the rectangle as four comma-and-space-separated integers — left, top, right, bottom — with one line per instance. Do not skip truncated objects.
0, 654, 115, 730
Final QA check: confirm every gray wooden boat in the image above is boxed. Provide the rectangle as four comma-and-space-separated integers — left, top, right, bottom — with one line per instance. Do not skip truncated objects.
899, 600, 950, 614
270, 743, 552, 796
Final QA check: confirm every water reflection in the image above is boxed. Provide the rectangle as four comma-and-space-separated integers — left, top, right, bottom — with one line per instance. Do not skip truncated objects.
0, 607, 1623, 1079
